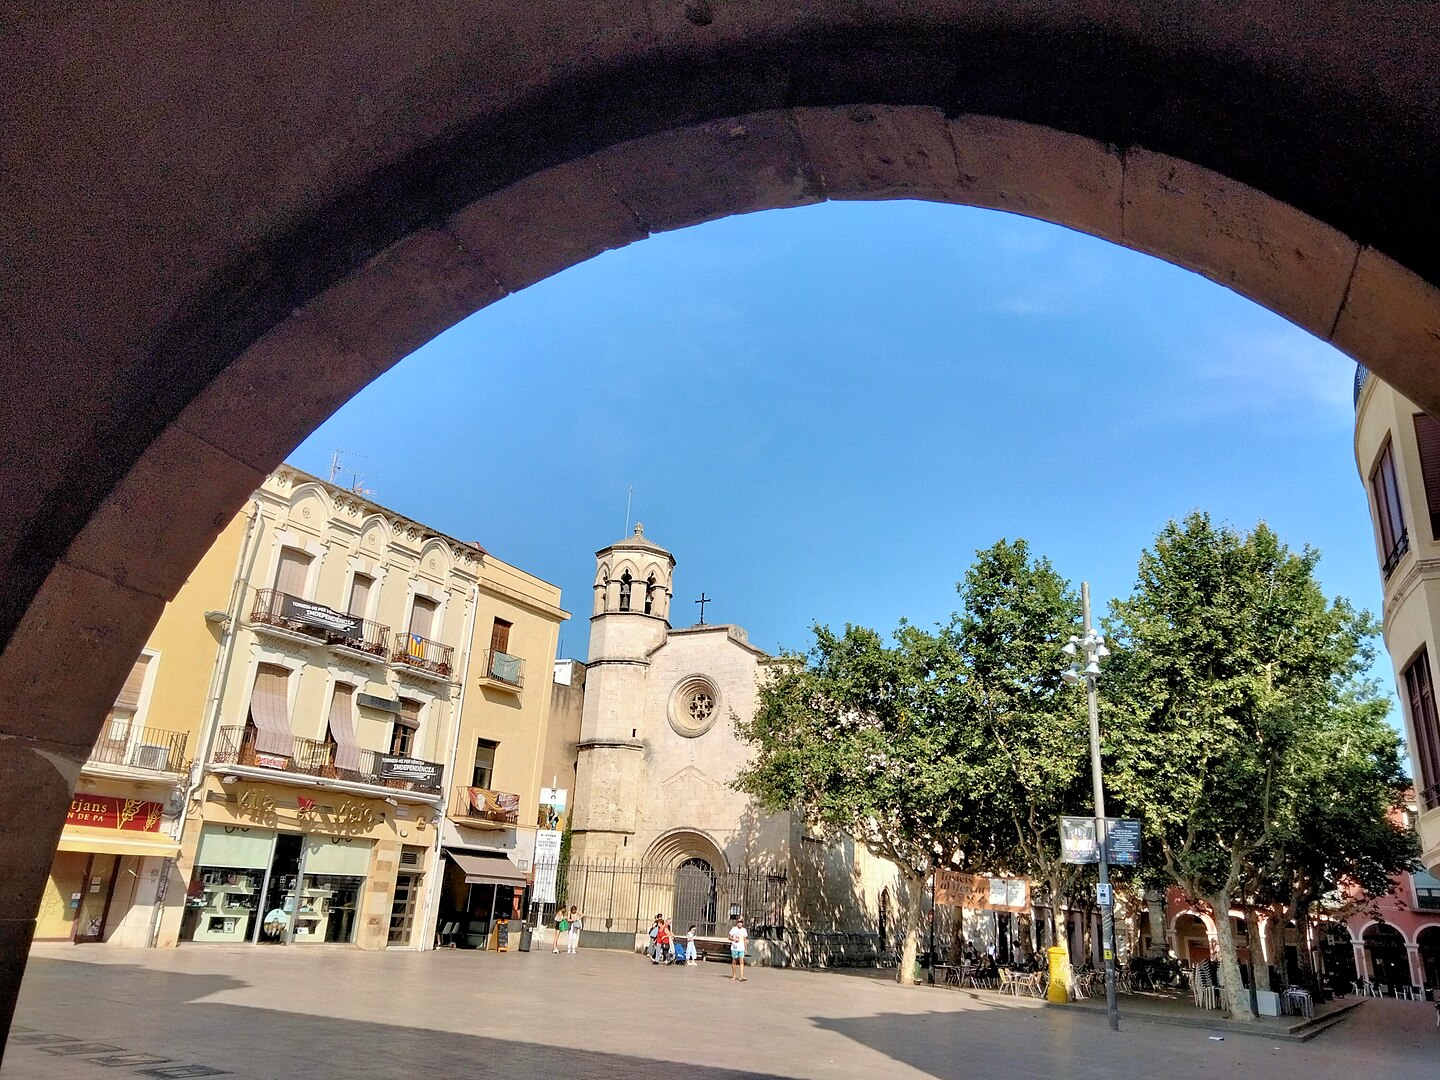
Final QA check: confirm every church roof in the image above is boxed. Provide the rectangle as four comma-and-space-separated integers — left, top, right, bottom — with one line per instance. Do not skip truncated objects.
653, 623, 771, 659
594, 522, 673, 559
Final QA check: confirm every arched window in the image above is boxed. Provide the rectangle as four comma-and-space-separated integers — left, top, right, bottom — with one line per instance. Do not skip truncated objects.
644, 574, 655, 615
619, 570, 632, 612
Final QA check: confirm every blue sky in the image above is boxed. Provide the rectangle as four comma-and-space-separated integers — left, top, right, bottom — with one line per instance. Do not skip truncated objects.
290, 200, 1383, 697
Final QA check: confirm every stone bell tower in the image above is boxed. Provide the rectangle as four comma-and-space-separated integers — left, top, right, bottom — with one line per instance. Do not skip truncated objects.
569, 524, 676, 861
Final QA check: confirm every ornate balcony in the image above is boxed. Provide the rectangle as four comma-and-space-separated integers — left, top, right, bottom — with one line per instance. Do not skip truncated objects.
88, 724, 188, 774
451, 785, 520, 827
480, 649, 524, 690
250, 588, 389, 659
212, 726, 443, 795
392, 632, 454, 679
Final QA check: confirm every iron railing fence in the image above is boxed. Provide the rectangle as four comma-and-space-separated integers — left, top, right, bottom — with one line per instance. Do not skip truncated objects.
211, 725, 444, 794
530, 859, 786, 948
251, 588, 390, 657
89, 724, 188, 773
483, 649, 524, 688
393, 632, 454, 677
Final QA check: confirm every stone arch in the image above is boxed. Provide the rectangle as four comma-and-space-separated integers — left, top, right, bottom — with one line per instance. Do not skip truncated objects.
644, 828, 728, 874
416, 538, 453, 581
8, 3, 1440, 1041
357, 514, 393, 555
285, 483, 334, 534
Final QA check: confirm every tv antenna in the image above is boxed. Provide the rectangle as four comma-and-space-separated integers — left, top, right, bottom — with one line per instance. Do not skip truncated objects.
328, 450, 376, 498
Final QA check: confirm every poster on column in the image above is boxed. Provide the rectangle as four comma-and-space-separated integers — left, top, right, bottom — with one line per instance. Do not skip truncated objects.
533, 830, 562, 904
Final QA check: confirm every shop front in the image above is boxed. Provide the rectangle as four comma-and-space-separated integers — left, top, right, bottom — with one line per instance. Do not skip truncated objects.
38, 789, 180, 946
171, 778, 438, 950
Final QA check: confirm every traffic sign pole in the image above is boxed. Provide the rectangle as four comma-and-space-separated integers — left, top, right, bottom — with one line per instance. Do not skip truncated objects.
1082, 584, 1121, 1032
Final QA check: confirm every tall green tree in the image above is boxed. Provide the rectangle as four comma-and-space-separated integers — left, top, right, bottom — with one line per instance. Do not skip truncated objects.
733, 623, 967, 984
1102, 513, 1372, 1019
946, 539, 1089, 979
1254, 685, 1417, 975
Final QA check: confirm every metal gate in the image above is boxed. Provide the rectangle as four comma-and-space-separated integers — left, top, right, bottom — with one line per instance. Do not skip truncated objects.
532, 859, 785, 949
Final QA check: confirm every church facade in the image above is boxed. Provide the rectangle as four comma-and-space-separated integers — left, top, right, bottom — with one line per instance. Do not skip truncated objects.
567, 525, 916, 965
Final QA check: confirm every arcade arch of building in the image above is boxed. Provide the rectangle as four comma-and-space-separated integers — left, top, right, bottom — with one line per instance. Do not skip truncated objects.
6, 2, 1440, 1049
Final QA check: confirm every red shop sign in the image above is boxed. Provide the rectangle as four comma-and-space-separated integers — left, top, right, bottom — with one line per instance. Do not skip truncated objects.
66, 794, 164, 832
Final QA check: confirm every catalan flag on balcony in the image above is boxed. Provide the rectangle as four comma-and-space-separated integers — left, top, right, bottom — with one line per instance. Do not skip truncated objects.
407, 633, 426, 659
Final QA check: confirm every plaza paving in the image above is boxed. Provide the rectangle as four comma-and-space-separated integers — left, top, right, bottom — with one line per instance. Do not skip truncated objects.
7, 943, 1438, 1079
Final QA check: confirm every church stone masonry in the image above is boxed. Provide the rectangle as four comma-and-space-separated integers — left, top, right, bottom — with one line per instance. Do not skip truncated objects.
570, 525, 915, 964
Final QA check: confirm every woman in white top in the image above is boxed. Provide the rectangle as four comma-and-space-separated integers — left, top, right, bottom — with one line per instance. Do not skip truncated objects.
567, 906, 582, 954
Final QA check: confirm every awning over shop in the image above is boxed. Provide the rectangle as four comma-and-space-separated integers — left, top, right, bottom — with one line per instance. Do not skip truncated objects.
57, 829, 180, 859
447, 850, 528, 886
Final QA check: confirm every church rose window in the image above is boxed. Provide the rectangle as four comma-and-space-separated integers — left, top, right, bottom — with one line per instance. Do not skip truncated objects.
668, 674, 721, 738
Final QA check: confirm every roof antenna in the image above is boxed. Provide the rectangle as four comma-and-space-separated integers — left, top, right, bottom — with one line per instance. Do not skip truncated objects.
624, 485, 633, 536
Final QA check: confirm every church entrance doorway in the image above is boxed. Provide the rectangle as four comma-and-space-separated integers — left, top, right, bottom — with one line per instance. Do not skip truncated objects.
674, 858, 719, 937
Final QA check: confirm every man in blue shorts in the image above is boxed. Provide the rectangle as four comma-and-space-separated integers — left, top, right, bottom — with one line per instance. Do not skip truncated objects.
728, 915, 748, 981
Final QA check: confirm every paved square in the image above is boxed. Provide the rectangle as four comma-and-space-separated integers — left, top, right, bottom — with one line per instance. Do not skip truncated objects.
7, 944, 1437, 1079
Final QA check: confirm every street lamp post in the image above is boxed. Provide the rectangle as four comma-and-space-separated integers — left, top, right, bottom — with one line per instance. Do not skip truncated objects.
1062, 582, 1120, 1032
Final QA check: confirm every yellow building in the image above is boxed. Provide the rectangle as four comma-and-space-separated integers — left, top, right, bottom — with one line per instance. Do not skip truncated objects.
1354, 366, 1440, 876
432, 553, 568, 949
165, 467, 485, 950
36, 512, 249, 945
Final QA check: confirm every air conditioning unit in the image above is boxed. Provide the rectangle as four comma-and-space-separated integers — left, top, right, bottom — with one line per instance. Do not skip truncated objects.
129, 744, 171, 771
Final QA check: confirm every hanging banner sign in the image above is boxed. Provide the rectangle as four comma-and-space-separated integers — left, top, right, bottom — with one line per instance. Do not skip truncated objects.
1060, 816, 1100, 864
280, 594, 363, 637
1105, 818, 1143, 866
934, 871, 1030, 913
533, 830, 562, 904
378, 755, 445, 786
1060, 816, 1142, 866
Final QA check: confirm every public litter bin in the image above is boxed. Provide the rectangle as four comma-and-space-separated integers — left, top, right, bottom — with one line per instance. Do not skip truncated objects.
1046, 946, 1070, 1003
519, 922, 533, 952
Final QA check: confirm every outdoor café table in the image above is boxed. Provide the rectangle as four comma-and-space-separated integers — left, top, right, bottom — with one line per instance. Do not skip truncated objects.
934, 964, 961, 987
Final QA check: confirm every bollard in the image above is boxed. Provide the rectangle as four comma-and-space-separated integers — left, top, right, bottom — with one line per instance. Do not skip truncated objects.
1047, 945, 1071, 1003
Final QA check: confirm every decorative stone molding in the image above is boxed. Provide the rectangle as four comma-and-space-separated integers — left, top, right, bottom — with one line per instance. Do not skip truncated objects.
668, 673, 721, 738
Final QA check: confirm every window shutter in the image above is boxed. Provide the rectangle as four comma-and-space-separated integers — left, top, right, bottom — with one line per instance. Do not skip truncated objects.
113, 655, 150, 712
409, 596, 436, 639
348, 574, 373, 618
327, 683, 362, 771
490, 619, 511, 654
1413, 414, 1440, 539
249, 664, 295, 757
275, 548, 311, 597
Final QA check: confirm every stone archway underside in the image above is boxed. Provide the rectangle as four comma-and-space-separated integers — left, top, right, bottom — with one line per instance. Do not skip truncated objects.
6, 2, 1440, 1042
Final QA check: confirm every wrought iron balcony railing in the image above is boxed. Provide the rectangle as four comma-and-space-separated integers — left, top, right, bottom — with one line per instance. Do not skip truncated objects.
251, 588, 389, 657
482, 649, 524, 688
392, 632, 454, 677
1354, 363, 1369, 409
1382, 529, 1410, 580
1420, 779, 1440, 812
89, 724, 188, 773
212, 726, 443, 795
452, 785, 520, 825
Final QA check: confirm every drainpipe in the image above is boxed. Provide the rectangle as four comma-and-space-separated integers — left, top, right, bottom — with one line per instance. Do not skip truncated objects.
147, 498, 264, 948
417, 578, 481, 951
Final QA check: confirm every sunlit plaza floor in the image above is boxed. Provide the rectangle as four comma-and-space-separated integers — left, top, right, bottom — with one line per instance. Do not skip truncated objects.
7, 942, 1438, 1079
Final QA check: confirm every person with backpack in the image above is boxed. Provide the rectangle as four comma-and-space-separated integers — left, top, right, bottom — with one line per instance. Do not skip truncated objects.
649, 914, 664, 963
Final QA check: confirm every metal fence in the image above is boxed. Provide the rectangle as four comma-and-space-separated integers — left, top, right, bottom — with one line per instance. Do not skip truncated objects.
531, 859, 786, 950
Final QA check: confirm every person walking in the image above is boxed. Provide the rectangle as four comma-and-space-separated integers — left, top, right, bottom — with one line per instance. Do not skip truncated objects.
686, 924, 699, 967
566, 906, 582, 954
657, 917, 674, 964
728, 915, 748, 981
649, 914, 663, 963
552, 907, 569, 953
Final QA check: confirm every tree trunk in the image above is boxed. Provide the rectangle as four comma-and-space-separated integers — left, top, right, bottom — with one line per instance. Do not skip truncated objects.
1207, 890, 1255, 1021
896, 872, 927, 986
1293, 896, 1314, 981
1243, 903, 1266, 994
